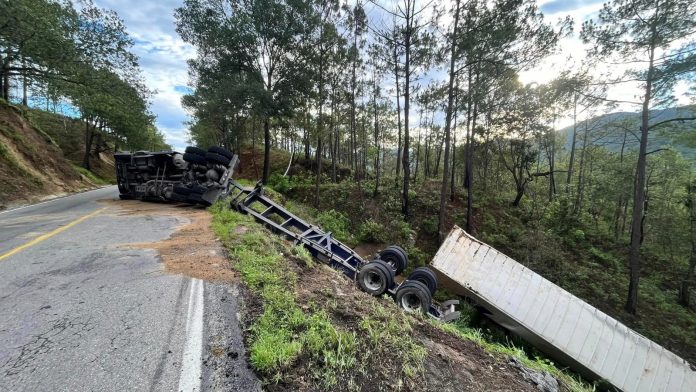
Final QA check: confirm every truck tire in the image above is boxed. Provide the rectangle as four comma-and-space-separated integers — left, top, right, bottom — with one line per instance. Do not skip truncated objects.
396, 280, 432, 314
208, 146, 234, 160
357, 261, 394, 296
183, 152, 206, 165
407, 267, 438, 295
378, 246, 408, 276
386, 245, 408, 262
185, 146, 207, 156
206, 152, 231, 166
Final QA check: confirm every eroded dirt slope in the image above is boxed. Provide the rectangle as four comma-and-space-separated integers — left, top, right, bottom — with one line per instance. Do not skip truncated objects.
0, 102, 107, 208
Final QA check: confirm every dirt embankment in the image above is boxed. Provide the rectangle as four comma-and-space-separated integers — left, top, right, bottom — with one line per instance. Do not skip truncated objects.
0, 101, 111, 209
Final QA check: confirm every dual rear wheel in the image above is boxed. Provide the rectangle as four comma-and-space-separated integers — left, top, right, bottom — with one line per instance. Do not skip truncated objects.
357, 246, 439, 315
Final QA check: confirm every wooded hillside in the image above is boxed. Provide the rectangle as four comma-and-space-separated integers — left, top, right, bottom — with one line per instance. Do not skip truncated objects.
176, 0, 696, 363
0, 0, 169, 171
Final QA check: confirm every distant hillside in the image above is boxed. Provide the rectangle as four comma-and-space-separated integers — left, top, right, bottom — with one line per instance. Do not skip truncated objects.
0, 101, 112, 209
558, 105, 696, 160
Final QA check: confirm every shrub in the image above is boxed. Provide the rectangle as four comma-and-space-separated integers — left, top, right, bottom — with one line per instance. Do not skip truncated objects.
589, 247, 621, 269
268, 173, 291, 193
357, 219, 384, 243
316, 209, 352, 243
421, 216, 439, 235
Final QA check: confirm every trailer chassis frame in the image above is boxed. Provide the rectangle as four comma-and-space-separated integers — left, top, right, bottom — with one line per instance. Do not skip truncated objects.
228, 180, 460, 322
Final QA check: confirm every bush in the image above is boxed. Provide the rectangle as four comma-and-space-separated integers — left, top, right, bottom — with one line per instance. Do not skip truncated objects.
421, 216, 439, 235
316, 209, 352, 243
589, 247, 621, 269
357, 219, 384, 243
570, 228, 586, 243
268, 173, 291, 193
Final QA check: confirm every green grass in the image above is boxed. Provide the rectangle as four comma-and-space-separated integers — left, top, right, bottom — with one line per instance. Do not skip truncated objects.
209, 201, 428, 389
72, 165, 109, 185
210, 203, 360, 386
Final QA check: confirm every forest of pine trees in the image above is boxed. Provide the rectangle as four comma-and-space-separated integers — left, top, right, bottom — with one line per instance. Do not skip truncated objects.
0, 0, 168, 167
176, 0, 696, 320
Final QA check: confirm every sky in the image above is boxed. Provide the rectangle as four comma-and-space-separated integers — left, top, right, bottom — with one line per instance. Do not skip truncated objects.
92, 0, 686, 151
94, 0, 196, 152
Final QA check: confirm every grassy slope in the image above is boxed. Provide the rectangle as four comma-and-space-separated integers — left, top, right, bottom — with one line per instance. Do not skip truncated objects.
0, 101, 112, 206
233, 147, 694, 378
26, 108, 115, 183
210, 196, 591, 391
283, 177, 696, 364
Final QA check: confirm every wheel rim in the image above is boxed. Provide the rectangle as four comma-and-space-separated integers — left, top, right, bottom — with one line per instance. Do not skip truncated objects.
400, 292, 422, 313
363, 271, 383, 291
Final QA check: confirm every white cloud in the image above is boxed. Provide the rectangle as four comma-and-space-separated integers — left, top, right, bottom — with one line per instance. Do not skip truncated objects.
95, 0, 194, 152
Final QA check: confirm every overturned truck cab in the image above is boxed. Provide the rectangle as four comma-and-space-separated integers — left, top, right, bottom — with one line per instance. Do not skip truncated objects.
115, 146, 238, 206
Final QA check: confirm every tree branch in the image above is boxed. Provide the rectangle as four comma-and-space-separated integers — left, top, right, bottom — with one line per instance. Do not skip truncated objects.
648, 117, 696, 130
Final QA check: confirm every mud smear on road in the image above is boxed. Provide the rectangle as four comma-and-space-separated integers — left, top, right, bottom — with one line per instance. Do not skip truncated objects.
100, 199, 237, 283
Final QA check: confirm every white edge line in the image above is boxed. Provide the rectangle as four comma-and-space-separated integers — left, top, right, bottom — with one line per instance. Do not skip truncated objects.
178, 278, 204, 392
0, 186, 115, 215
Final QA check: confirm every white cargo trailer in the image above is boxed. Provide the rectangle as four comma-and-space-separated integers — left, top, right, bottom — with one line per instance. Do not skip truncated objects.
430, 226, 696, 392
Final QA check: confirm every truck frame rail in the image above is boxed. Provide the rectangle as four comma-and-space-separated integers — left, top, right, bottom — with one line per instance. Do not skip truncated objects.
228, 180, 460, 322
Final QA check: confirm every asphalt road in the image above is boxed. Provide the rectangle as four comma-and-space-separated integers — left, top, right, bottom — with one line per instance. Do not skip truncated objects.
0, 186, 259, 391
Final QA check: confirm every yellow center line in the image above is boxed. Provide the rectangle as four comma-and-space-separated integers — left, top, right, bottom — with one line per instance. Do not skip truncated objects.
0, 207, 108, 262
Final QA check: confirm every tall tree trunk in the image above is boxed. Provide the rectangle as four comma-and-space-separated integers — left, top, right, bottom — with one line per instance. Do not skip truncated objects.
465, 69, 478, 232
414, 129, 421, 184
566, 93, 578, 191
548, 117, 556, 201
263, 117, 271, 184
315, 37, 327, 206
575, 119, 589, 214
626, 42, 656, 315
330, 86, 337, 183
401, 8, 412, 218
350, 34, 358, 176
438, 0, 460, 241
512, 185, 525, 207
83, 120, 95, 170
434, 128, 444, 177
394, 32, 402, 184
1, 49, 10, 101
262, 68, 273, 184
21, 58, 27, 106
424, 129, 431, 178
373, 75, 380, 197
315, 136, 322, 206
450, 81, 459, 201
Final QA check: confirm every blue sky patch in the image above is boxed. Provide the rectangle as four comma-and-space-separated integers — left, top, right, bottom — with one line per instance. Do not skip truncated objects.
174, 85, 193, 95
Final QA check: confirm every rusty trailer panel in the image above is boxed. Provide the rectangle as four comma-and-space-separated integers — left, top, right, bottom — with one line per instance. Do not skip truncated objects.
430, 226, 696, 392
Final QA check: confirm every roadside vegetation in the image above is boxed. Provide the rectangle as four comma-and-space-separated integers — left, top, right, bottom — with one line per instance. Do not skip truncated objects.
0, 100, 113, 206
210, 199, 592, 391
259, 159, 696, 366
2, 0, 168, 171
177, 0, 696, 345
